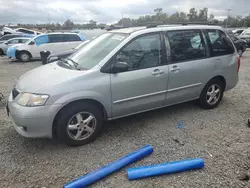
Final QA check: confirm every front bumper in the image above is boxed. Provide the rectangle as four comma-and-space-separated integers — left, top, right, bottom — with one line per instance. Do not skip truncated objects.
8, 94, 62, 138
7, 47, 17, 59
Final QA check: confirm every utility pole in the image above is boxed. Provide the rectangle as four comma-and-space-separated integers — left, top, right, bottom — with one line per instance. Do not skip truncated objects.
226, 9, 232, 28
48, 13, 51, 25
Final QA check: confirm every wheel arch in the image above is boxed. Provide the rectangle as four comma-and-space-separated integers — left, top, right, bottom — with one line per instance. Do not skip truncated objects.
52, 99, 108, 139
17, 50, 33, 59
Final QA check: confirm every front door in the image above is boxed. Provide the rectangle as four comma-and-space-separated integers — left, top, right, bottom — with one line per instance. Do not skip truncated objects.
165, 29, 213, 105
31, 35, 50, 58
110, 33, 169, 118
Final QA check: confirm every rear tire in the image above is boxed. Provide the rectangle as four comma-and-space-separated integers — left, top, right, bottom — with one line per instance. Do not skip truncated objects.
199, 79, 225, 109
18, 51, 31, 62
56, 102, 104, 146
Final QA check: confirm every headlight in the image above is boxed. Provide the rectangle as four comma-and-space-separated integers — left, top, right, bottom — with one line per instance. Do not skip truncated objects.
17, 93, 49, 107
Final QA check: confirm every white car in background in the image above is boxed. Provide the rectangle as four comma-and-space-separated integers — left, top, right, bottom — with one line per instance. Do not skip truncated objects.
1, 27, 42, 35
0, 37, 30, 55
238, 29, 250, 46
7, 32, 86, 62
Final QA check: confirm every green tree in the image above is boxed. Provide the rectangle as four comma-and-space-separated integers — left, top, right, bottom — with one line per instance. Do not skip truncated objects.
208, 14, 215, 22
188, 8, 198, 21
198, 8, 208, 21
154, 8, 163, 16
63, 19, 74, 30
118, 18, 133, 27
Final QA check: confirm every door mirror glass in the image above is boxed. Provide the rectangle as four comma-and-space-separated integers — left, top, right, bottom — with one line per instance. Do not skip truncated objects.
29, 41, 35, 45
112, 62, 129, 73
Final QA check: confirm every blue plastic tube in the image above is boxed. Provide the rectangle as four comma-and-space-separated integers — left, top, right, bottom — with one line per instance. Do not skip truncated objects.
127, 158, 204, 180
64, 145, 153, 188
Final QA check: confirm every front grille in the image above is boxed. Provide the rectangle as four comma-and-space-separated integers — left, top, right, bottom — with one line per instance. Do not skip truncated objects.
12, 88, 20, 99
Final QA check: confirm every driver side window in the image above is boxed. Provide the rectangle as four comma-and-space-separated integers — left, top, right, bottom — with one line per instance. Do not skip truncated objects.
116, 34, 162, 71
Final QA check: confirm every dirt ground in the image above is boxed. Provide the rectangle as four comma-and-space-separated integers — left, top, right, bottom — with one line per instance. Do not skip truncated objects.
0, 53, 250, 188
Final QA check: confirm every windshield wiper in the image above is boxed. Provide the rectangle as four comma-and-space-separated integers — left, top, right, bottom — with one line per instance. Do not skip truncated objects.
65, 58, 80, 69
60, 59, 72, 68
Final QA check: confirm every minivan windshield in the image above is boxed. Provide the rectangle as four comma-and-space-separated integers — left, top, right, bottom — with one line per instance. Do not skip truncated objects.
67, 32, 128, 70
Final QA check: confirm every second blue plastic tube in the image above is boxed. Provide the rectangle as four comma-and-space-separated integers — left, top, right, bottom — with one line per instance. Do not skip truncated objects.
127, 158, 204, 180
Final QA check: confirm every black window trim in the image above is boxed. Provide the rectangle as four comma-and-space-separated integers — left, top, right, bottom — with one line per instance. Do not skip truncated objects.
101, 31, 168, 73
204, 29, 235, 58
165, 29, 208, 64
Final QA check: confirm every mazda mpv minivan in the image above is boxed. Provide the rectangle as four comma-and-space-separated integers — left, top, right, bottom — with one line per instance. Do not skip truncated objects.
7, 25, 239, 146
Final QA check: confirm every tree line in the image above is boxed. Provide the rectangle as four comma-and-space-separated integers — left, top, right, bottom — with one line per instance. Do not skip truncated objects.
117, 8, 250, 28
2, 7, 250, 30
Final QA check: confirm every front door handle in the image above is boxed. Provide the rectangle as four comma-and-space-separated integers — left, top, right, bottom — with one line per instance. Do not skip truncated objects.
152, 69, 164, 76
170, 65, 180, 72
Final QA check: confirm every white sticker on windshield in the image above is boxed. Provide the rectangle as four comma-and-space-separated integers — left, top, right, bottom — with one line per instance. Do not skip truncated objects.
112, 35, 125, 41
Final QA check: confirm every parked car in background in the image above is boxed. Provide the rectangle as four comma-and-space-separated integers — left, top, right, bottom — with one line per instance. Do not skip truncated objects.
7, 25, 239, 146
0, 34, 33, 43
7, 32, 86, 62
46, 40, 90, 63
228, 34, 246, 56
1, 26, 42, 35
0, 37, 31, 55
233, 29, 245, 36
238, 29, 250, 46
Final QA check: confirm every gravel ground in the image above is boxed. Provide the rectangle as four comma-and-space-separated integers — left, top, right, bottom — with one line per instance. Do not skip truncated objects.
0, 53, 250, 188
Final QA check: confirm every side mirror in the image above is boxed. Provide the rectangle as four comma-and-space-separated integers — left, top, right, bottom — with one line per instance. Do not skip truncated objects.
4, 41, 8, 45
29, 41, 35, 45
112, 62, 129, 73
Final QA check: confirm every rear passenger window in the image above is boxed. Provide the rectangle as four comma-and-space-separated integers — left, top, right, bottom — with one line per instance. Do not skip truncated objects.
167, 30, 206, 63
64, 34, 81, 42
49, 34, 63, 43
207, 30, 234, 57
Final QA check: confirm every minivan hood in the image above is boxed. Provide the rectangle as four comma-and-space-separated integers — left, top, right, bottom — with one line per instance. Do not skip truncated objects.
17, 62, 84, 92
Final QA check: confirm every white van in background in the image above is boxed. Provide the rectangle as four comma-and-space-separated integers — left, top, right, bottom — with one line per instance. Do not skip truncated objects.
7, 33, 86, 62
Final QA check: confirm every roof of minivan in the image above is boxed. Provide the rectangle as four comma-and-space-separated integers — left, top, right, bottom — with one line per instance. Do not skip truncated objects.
110, 25, 224, 34
46, 32, 80, 35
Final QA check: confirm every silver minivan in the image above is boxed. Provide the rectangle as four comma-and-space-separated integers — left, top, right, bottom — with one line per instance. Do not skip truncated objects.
7, 25, 239, 146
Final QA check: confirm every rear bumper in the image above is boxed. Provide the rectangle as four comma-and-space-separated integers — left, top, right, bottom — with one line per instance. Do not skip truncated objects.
225, 73, 238, 91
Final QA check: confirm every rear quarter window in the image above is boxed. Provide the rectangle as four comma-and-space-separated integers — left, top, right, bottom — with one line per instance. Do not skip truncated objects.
206, 29, 235, 57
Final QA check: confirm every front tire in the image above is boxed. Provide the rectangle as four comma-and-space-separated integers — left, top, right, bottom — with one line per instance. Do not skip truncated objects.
199, 79, 224, 109
18, 51, 31, 62
56, 102, 104, 146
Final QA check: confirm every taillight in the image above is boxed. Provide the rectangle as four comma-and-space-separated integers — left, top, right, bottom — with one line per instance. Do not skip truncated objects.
237, 56, 240, 72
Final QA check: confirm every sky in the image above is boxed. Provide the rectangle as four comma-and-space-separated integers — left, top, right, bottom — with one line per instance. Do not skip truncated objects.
0, 0, 249, 24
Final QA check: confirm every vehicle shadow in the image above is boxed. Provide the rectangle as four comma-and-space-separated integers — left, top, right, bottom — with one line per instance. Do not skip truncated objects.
6, 100, 198, 151
8, 59, 40, 64
102, 101, 198, 134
